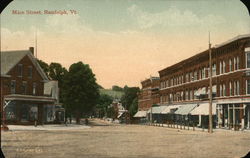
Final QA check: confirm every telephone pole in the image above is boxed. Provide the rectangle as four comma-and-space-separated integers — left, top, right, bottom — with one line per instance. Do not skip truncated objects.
209, 32, 213, 133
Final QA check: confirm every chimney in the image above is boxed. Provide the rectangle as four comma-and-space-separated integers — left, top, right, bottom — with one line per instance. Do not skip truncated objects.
29, 47, 34, 55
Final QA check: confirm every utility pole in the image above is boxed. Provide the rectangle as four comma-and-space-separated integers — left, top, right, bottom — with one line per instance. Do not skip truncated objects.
209, 32, 213, 133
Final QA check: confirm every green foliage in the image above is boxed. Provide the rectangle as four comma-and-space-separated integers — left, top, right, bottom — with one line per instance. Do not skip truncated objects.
37, 59, 49, 77
100, 89, 124, 99
62, 62, 100, 119
129, 98, 138, 116
112, 85, 123, 92
96, 94, 113, 118
48, 63, 67, 87
121, 86, 140, 111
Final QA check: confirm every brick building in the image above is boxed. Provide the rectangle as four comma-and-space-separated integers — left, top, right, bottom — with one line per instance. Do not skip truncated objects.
135, 77, 160, 118
137, 34, 250, 130
0, 47, 63, 125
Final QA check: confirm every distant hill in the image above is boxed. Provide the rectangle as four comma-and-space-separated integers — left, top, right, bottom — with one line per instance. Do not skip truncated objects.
100, 89, 124, 99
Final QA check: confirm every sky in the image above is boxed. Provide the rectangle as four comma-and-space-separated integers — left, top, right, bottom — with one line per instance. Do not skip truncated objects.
1, 0, 250, 89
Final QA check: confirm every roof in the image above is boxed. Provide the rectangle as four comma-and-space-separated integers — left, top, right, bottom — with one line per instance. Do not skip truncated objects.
134, 111, 147, 117
161, 105, 181, 114
147, 106, 168, 114
159, 34, 250, 74
1, 49, 48, 80
174, 104, 197, 115
190, 102, 216, 115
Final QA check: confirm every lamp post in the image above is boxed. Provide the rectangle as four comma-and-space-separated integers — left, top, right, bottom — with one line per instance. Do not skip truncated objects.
208, 33, 213, 133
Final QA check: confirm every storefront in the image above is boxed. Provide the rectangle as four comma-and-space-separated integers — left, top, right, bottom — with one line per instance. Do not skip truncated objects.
217, 103, 248, 130
3, 94, 56, 125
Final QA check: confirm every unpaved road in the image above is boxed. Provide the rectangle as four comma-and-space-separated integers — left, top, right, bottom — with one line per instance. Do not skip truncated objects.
2, 119, 250, 158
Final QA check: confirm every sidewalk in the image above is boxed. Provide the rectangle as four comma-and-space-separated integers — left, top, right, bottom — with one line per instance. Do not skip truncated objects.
142, 123, 250, 133
6, 124, 90, 131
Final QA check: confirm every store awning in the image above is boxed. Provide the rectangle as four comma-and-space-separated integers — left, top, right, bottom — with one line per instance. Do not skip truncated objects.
190, 102, 216, 115
174, 104, 197, 115
161, 105, 181, 114
4, 94, 56, 103
134, 111, 147, 118
147, 106, 168, 114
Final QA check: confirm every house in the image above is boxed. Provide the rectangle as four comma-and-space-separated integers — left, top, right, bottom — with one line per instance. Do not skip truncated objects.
0, 47, 64, 125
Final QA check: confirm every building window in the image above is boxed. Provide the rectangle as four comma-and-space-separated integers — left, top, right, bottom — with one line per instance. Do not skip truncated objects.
33, 83, 37, 95
247, 80, 250, 95
185, 73, 189, 83
194, 71, 197, 80
229, 82, 232, 96
237, 80, 240, 95
190, 90, 193, 100
220, 85, 223, 96
223, 61, 226, 73
237, 56, 239, 70
212, 64, 216, 76
246, 52, 250, 68
21, 81, 27, 94
229, 59, 232, 72
17, 64, 23, 77
185, 90, 189, 100
28, 66, 33, 78
201, 67, 205, 79
223, 84, 226, 96
234, 81, 240, 95
10, 80, 16, 94
190, 72, 193, 82
219, 62, 222, 74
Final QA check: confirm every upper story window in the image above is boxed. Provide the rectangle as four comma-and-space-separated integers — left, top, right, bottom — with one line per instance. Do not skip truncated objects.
229, 81, 233, 96
229, 59, 232, 72
185, 73, 189, 83
237, 56, 239, 70
21, 81, 27, 94
17, 64, 23, 77
247, 80, 250, 95
194, 71, 197, 80
10, 80, 16, 94
201, 67, 206, 79
223, 61, 226, 73
28, 66, 33, 78
33, 82, 37, 95
246, 51, 250, 68
234, 81, 240, 95
212, 64, 216, 76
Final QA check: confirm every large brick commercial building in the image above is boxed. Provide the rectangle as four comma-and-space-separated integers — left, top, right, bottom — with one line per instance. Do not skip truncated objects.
137, 34, 250, 130
0, 48, 63, 125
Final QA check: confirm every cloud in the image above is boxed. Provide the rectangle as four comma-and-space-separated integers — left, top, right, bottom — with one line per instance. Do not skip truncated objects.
45, 14, 93, 35
127, 4, 226, 29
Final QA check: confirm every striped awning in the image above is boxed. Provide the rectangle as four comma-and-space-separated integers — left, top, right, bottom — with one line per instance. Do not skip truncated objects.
174, 104, 197, 115
134, 111, 147, 118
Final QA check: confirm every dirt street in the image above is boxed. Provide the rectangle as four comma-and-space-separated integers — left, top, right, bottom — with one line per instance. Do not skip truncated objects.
2, 119, 250, 158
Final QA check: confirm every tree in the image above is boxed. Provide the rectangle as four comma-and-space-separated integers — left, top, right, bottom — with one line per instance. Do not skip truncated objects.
62, 62, 99, 123
48, 63, 67, 87
96, 94, 113, 118
121, 86, 140, 114
129, 98, 138, 117
112, 85, 123, 92
37, 59, 49, 77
